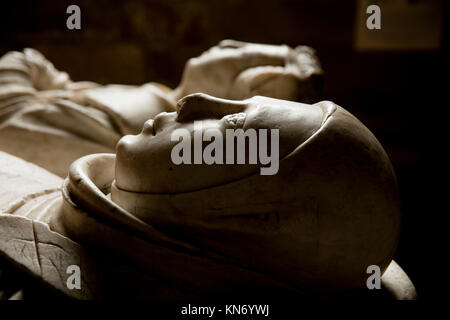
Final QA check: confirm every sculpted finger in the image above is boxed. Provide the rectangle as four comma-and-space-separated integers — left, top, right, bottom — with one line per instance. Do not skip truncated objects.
235, 44, 290, 68
217, 39, 249, 49
198, 43, 291, 71
229, 65, 299, 100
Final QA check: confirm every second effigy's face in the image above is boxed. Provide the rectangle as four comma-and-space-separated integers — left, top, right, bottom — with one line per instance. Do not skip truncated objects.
115, 93, 325, 193
175, 40, 323, 102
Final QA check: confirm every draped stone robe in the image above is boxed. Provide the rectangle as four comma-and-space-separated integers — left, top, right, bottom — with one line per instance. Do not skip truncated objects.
0, 49, 174, 177
0, 151, 417, 300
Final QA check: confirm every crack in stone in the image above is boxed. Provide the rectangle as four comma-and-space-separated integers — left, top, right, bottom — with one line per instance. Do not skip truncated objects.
31, 221, 42, 276
45, 257, 65, 287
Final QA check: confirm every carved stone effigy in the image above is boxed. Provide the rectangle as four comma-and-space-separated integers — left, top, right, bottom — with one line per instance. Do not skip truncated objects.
0, 41, 416, 300
0, 40, 322, 177
0, 95, 416, 299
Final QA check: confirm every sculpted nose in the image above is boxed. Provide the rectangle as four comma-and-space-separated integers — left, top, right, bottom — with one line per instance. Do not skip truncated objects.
141, 119, 155, 135
176, 93, 248, 122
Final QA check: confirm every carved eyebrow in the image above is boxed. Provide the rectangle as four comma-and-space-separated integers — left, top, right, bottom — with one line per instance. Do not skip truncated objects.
176, 93, 247, 122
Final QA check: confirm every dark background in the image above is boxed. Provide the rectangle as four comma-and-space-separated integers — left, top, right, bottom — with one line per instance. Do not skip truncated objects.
0, 0, 448, 300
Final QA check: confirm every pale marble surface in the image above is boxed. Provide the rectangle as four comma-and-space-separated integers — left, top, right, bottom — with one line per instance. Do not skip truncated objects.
0, 87, 413, 298
0, 42, 414, 299
0, 41, 322, 177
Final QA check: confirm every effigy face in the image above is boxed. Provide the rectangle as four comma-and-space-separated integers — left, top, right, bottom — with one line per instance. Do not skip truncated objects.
0, 41, 415, 300
115, 93, 324, 193
172, 40, 323, 103
110, 94, 401, 292
0, 41, 323, 178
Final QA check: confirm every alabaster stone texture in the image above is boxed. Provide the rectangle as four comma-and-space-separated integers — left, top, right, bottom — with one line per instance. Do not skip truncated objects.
0, 41, 322, 177
0, 41, 415, 299
0, 91, 414, 298
1, 97, 409, 298
111, 94, 401, 292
